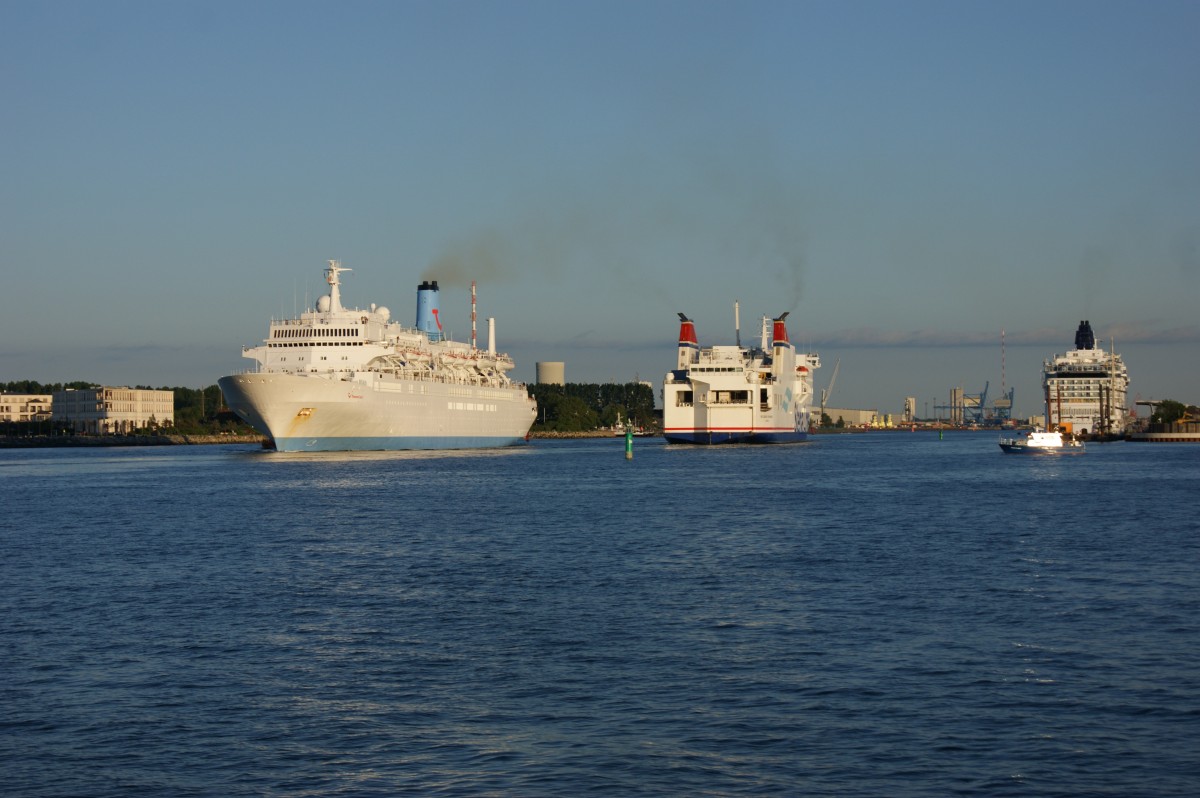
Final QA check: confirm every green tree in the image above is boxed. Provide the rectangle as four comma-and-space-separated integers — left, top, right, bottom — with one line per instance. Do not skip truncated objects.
553, 396, 599, 431
528, 382, 656, 432
1151, 400, 1187, 424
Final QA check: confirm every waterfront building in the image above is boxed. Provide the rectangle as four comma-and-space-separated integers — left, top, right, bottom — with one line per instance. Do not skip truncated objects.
1042, 320, 1129, 435
0, 393, 53, 423
52, 387, 174, 434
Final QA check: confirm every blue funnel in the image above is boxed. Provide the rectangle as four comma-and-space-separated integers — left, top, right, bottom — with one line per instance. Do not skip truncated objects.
416, 281, 442, 340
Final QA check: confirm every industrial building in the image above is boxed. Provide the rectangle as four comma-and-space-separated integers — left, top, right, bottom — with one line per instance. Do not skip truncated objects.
821, 407, 879, 427
536, 361, 566, 386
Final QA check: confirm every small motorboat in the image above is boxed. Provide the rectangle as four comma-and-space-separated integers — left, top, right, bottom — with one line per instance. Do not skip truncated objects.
999, 427, 1084, 454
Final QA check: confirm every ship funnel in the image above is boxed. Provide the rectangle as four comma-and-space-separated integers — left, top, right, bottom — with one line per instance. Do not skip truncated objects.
1074, 320, 1095, 350
771, 312, 794, 379
416, 280, 442, 340
772, 312, 791, 348
677, 312, 699, 369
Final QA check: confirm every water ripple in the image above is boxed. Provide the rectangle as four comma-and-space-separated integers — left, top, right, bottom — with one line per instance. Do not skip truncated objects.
2, 437, 1198, 796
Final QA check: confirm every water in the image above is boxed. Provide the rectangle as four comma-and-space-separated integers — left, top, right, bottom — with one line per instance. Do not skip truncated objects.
2, 433, 1198, 797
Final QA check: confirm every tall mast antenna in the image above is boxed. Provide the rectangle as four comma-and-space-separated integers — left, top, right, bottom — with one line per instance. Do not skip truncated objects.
1001, 329, 1006, 395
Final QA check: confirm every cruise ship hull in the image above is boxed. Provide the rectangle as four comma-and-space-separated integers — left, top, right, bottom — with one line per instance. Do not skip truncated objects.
219, 373, 535, 452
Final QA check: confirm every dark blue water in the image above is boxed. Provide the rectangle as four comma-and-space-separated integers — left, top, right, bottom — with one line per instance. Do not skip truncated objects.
2, 433, 1198, 797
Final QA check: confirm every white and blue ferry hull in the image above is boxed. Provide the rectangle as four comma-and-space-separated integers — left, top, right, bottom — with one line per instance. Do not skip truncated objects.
664, 428, 809, 445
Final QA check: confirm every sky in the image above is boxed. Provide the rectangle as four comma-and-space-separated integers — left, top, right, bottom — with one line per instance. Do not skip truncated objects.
3, 0, 1198, 417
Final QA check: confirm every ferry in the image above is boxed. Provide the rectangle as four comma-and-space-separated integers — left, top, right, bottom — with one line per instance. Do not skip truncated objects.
662, 308, 819, 444
219, 261, 536, 452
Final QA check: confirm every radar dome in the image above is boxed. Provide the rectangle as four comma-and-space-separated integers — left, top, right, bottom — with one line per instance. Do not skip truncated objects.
375, 306, 391, 321
316, 295, 331, 312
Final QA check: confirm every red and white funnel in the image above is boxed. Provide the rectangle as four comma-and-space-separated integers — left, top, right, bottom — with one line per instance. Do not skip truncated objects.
772, 312, 791, 349
676, 312, 699, 369
771, 312, 795, 379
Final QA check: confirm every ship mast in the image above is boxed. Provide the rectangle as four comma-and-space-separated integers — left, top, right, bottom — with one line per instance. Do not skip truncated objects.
325, 259, 352, 313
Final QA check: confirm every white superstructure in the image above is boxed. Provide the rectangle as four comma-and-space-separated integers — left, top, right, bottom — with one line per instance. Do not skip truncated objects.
1042, 320, 1130, 436
662, 310, 819, 444
219, 261, 536, 451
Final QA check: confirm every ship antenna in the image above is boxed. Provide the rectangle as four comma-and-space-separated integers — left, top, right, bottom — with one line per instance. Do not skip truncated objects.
1001, 328, 1006, 396
471, 280, 477, 349
734, 300, 741, 348
325, 259, 352, 313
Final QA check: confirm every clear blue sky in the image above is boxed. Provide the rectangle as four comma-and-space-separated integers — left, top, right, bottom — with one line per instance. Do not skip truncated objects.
3, 1, 1197, 417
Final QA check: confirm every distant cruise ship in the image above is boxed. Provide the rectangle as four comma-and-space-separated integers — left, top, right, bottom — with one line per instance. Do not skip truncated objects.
219, 261, 536, 452
1042, 320, 1130, 435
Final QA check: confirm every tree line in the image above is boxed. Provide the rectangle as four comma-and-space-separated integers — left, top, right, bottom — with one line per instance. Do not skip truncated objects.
3, 380, 661, 436
1149, 400, 1198, 425
527, 382, 658, 433
0, 381, 251, 436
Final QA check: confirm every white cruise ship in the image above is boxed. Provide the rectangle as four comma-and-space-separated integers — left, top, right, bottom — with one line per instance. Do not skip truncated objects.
662, 310, 819, 444
1042, 320, 1130, 436
219, 261, 536, 452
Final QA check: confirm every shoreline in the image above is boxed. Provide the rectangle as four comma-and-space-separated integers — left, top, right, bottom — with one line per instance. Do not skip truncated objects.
0, 434, 267, 448
2, 431, 644, 448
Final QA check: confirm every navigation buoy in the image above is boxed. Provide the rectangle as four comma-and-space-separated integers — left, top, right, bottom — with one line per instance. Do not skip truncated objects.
625, 428, 634, 460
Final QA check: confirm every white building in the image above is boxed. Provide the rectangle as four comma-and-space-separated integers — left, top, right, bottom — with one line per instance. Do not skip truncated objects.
0, 393, 53, 423
822, 407, 879, 427
52, 387, 174, 434
1043, 320, 1130, 435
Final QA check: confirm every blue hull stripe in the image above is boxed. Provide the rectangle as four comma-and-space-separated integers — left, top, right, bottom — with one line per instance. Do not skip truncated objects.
664, 431, 809, 445
271, 435, 528, 452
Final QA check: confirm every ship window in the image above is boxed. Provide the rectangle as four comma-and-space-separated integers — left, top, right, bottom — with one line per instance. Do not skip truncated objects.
677, 391, 693, 406
712, 390, 749, 404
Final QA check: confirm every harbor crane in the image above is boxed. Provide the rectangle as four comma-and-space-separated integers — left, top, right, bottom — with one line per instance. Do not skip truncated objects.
935, 382, 989, 426
819, 358, 840, 422
992, 387, 1015, 424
